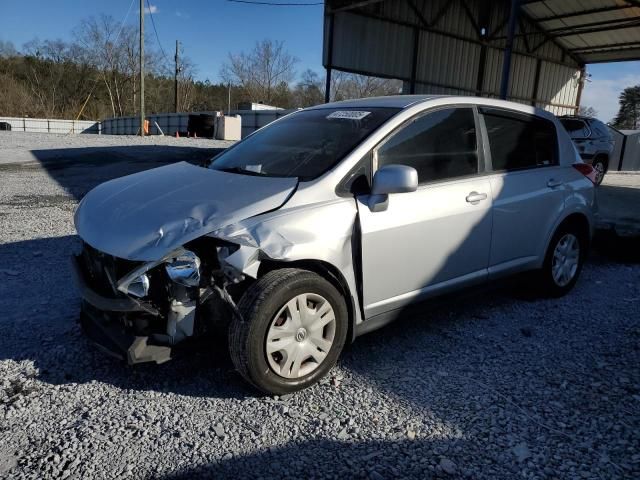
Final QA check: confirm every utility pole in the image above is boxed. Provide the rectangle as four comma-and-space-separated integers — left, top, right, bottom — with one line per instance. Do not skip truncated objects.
227, 82, 231, 114
174, 40, 179, 113
139, 0, 145, 136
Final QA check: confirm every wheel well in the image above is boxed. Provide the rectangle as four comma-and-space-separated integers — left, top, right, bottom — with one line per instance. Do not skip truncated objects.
257, 259, 357, 342
557, 213, 591, 251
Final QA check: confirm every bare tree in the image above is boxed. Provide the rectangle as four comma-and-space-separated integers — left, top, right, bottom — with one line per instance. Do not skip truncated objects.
21, 39, 85, 117
74, 15, 161, 117
177, 47, 197, 111
332, 72, 402, 100
0, 73, 32, 115
291, 70, 402, 106
0, 40, 17, 58
221, 39, 298, 106
292, 69, 324, 107
578, 105, 598, 118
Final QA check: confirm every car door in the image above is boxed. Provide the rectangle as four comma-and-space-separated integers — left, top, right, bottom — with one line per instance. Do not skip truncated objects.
479, 107, 566, 277
356, 107, 493, 318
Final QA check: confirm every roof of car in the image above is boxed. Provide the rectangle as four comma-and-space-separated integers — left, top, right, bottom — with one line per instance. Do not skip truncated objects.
309, 95, 555, 120
309, 95, 444, 109
559, 115, 596, 121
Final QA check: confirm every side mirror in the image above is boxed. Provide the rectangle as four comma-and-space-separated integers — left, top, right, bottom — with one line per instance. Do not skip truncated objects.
368, 164, 418, 212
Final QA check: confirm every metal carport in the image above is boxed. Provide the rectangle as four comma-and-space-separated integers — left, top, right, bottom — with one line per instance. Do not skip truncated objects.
323, 0, 640, 115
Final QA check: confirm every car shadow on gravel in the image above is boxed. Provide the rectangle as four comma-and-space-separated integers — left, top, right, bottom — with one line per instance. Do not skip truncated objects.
1, 231, 637, 404
160, 437, 468, 479
20, 145, 226, 201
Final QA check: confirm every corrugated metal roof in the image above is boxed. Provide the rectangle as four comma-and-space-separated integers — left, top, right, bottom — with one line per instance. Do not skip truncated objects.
522, 0, 640, 64
323, 0, 639, 117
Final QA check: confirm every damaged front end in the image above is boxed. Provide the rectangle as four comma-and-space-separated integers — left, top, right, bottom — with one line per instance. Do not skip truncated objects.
72, 238, 244, 365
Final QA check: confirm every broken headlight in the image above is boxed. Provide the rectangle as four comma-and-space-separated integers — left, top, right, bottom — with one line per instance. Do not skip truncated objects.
165, 251, 201, 287
126, 274, 150, 298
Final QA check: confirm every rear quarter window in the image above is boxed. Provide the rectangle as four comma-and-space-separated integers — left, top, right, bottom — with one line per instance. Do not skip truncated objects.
560, 119, 590, 139
482, 109, 558, 172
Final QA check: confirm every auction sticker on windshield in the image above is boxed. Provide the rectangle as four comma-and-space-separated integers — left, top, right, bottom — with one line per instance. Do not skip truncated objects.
327, 111, 371, 120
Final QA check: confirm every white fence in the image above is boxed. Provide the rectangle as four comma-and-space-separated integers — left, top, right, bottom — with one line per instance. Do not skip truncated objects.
101, 110, 296, 138
0, 109, 297, 137
0, 116, 99, 134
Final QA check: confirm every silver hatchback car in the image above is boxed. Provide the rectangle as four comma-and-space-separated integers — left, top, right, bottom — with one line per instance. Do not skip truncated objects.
73, 96, 597, 394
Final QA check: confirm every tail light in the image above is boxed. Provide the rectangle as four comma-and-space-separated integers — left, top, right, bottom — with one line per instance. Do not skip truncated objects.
573, 163, 597, 184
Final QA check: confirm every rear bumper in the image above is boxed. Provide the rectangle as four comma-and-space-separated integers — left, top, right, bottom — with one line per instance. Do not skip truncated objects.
72, 255, 172, 365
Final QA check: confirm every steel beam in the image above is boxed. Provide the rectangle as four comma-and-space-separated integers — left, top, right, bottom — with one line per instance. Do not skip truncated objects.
570, 41, 640, 53
500, 0, 520, 99
328, 0, 384, 13
324, 12, 335, 103
534, 4, 638, 23
410, 27, 420, 94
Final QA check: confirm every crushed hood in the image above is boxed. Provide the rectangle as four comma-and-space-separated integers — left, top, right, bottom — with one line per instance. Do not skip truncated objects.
74, 162, 297, 261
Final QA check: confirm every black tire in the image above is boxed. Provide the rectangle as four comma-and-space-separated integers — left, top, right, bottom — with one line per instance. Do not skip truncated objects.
539, 222, 587, 297
229, 268, 348, 395
592, 157, 607, 186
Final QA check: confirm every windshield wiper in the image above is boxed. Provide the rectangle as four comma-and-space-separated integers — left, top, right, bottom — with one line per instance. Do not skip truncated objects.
215, 166, 268, 177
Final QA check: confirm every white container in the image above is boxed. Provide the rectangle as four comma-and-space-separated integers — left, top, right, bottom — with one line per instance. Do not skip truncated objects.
215, 115, 241, 141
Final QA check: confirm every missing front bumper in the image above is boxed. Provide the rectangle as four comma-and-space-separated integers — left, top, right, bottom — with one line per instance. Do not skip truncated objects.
72, 254, 172, 364
80, 303, 172, 364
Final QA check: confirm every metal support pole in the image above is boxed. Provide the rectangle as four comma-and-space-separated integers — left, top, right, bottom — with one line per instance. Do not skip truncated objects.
324, 12, 335, 103
500, 0, 520, 100
574, 65, 587, 111
139, 0, 145, 136
531, 59, 542, 106
618, 135, 627, 171
410, 27, 420, 94
325, 68, 332, 104
174, 40, 179, 113
476, 44, 487, 95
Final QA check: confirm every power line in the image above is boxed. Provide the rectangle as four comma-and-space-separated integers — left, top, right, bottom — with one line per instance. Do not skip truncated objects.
226, 0, 323, 6
146, 0, 171, 65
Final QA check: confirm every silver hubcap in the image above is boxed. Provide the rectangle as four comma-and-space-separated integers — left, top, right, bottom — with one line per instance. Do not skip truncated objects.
594, 162, 605, 183
552, 234, 580, 287
265, 293, 336, 379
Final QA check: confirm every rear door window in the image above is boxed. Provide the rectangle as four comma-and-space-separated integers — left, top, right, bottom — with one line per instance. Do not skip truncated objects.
376, 107, 479, 184
559, 119, 590, 139
482, 109, 558, 171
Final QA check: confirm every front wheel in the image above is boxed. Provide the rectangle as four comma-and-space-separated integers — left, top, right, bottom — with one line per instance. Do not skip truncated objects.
229, 268, 348, 395
540, 225, 586, 297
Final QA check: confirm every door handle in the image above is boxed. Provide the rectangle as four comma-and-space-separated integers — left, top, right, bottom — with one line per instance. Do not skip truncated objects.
547, 179, 563, 188
466, 191, 487, 204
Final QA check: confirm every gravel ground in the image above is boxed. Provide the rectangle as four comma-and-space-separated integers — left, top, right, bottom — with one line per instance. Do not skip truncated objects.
0, 132, 639, 479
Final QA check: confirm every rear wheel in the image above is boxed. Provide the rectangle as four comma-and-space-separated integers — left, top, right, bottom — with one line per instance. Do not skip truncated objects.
229, 268, 348, 394
540, 224, 586, 297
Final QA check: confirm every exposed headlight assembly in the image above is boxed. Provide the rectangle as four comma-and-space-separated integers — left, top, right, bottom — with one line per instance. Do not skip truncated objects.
165, 251, 201, 287
126, 274, 150, 298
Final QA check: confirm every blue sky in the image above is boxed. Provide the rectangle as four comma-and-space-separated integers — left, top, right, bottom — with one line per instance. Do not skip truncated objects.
0, 0, 637, 122
0, 0, 325, 80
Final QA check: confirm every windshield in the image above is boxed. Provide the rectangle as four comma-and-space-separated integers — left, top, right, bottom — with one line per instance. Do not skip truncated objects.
559, 119, 590, 139
210, 107, 400, 180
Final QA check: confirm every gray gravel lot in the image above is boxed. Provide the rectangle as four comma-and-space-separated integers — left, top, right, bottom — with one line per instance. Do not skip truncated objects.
0, 132, 639, 479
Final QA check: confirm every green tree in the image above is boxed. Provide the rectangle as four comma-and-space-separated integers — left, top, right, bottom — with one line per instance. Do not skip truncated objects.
612, 85, 640, 129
